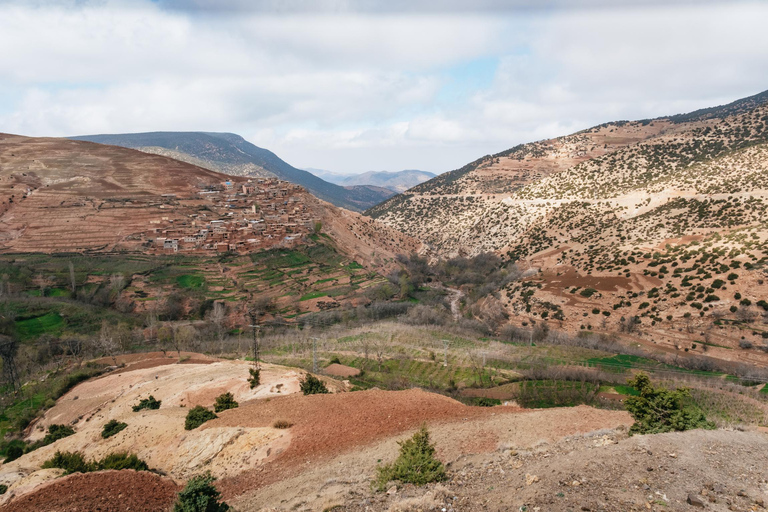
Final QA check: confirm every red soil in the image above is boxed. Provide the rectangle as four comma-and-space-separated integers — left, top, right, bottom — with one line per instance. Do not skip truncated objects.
324, 363, 361, 377
2, 470, 179, 512
213, 388, 521, 498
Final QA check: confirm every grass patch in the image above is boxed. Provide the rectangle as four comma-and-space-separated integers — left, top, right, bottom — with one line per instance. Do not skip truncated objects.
176, 274, 205, 289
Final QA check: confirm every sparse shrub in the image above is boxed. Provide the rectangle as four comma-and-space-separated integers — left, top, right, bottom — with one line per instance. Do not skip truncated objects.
272, 419, 293, 429
42, 451, 93, 474
96, 452, 148, 471
739, 340, 754, 349
300, 374, 329, 395
4, 443, 24, 463
173, 472, 230, 512
101, 419, 128, 439
329, 356, 341, 365
42, 424, 75, 445
213, 392, 238, 413
374, 425, 445, 491
625, 374, 715, 435
185, 406, 218, 430
132, 395, 161, 412
248, 368, 260, 389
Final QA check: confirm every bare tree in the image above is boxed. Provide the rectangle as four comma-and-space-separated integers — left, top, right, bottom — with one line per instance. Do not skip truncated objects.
0, 335, 20, 393
68, 261, 76, 294
207, 302, 227, 353
95, 320, 120, 366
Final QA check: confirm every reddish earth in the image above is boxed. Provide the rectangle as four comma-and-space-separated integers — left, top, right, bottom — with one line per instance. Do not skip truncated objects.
214, 388, 522, 498
1, 470, 179, 512
324, 363, 361, 377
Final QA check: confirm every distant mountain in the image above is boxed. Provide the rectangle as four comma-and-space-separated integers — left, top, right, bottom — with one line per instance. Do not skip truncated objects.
306, 169, 436, 193
69, 132, 392, 211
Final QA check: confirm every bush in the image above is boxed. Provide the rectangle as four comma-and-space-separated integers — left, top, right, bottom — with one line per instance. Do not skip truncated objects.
4, 443, 24, 463
101, 419, 128, 439
96, 452, 148, 471
0, 484, 6, 495
42, 424, 75, 445
272, 419, 293, 429
185, 406, 218, 430
624, 374, 715, 435
300, 374, 329, 395
213, 392, 238, 413
329, 356, 341, 365
248, 368, 260, 389
173, 472, 230, 512
132, 396, 161, 412
374, 425, 446, 491
42, 451, 93, 474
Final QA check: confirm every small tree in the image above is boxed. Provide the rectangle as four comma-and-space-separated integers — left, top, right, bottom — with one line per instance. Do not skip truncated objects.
185, 406, 217, 430
213, 392, 238, 413
248, 368, 260, 389
132, 395, 162, 412
101, 419, 128, 439
374, 425, 446, 491
300, 374, 329, 395
173, 472, 230, 512
625, 373, 715, 435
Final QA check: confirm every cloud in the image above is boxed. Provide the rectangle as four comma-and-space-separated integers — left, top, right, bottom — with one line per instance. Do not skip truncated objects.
0, 0, 766, 174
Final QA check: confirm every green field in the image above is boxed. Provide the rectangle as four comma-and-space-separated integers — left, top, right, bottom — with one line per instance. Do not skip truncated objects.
176, 274, 205, 289
15, 312, 65, 339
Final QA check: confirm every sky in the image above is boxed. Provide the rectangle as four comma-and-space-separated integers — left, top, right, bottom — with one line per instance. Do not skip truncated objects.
1, 1, 767, 174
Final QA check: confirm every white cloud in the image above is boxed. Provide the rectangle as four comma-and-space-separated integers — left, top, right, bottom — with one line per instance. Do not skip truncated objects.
0, 0, 766, 173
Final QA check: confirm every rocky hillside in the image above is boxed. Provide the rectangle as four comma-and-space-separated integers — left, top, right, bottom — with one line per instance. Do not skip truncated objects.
314, 169, 436, 193
0, 133, 418, 266
71, 132, 393, 211
368, 90, 768, 362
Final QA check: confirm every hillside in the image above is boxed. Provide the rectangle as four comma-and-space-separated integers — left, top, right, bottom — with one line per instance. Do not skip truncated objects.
367, 90, 768, 362
70, 132, 393, 211
0, 133, 417, 263
311, 169, 436, 193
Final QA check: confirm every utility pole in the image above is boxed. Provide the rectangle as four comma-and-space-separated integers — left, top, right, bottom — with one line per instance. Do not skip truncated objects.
442, 339, 449, 367
311, 337, 319, 373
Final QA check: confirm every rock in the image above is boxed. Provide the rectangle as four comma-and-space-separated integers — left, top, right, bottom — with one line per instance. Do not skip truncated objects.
526, 474, 540, 486
688, 493, 706, 508
387, 485, 397, 495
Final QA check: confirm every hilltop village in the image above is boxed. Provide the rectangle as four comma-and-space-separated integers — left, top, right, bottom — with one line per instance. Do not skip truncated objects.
148, 178, 318, 254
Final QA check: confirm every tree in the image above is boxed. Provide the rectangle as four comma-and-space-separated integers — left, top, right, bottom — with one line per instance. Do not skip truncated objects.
624, 373, 715, 435
94, 320, 121, 366
300, 374, 329, 395
213, 392, 238, 413
173, 472, 230, 512
0, 315, 21, 392
185, 406, 217, 430
374, 425, 446, 491
68, 261, 76, 294
207, 302, 227, 353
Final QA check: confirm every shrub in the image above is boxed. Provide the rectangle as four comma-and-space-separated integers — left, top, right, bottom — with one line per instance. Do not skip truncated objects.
213, 392, 238, 413
101, 419, 128, 439
300, 374, 329, 395
624, 374, 715, 435
173, 472, 230, 512
580, 288, 598, 298
248, 368, 260, 389
96, 452, 148, 471
42, 451, 93, 474
42, 424, 75, 445
132, 396, 161, 412
272, 419, 293, 429
185, 406, 217, 430
4, 443, 24, 463
374, 425, 446, 491
329, 356, 341, 365
0, 484, 6, 495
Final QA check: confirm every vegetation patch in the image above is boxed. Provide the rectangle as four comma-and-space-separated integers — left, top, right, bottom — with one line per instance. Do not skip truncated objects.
132, 395, 161, 412
185, 406, 217, 430
374, 425, 446, 491
173, 472, 230, 512
213, 392, 238, 413
101, 419, 128, 439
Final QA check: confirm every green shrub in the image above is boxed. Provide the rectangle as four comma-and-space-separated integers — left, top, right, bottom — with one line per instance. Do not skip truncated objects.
96, 452, 148, 471
329, 356, 341, 365
300, 374, 329, 395
625, 374, 715, 435
132, 396, 161, 412
213, 392, 238, 413
173, 472, 230, 512
374, 425, 446, 491
101, 419, 128, 439
5, 444, 24, 464
0, 484, 7, 495
185, 406, 217, 430
42, 424, 75, 445
42, 451, 93, 474
248, 368, 260, 389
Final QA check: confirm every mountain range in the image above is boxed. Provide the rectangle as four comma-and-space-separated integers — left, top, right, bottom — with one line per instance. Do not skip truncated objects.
70, 132, 394, 211
368, 89, 768, 362
307, 169, 436, 193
